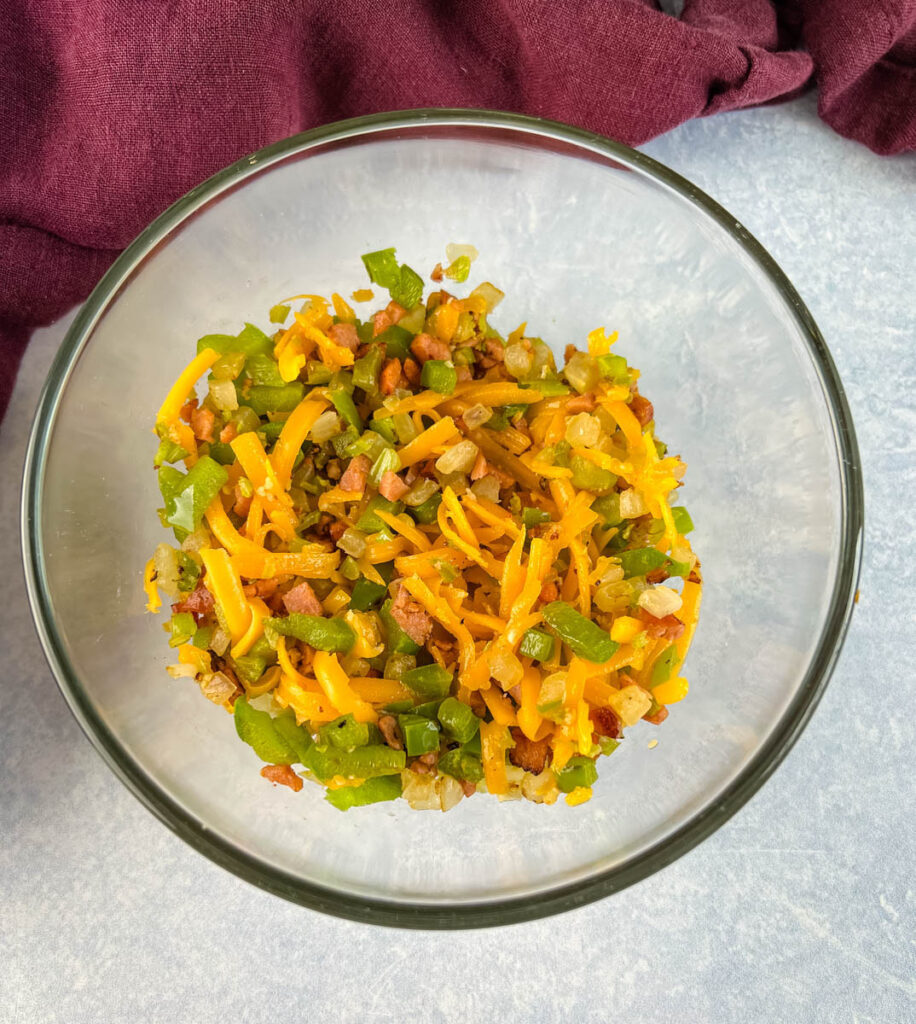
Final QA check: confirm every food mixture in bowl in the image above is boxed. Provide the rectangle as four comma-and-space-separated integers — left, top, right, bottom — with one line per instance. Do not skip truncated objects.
144, 246, 702, 811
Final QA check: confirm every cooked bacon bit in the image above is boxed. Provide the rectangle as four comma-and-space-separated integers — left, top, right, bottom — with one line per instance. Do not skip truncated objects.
468, 690, 487, 717
283, 581, 323, 615
260, 764, 303, 792
630, 393, 654, 427
470, 451, 488, 481
488, 465, 515, 490
390, 585, 433, 645
378, 714, 403, 750
644, 706, 669, 725
190, 404, 216, 443
329, 322, 359, 352
380, 357, 403, 395
538, 581, 559, 604
172, 578, 214, 623
455, 365, 472, 383
508, 728, 552, 774
386, 301, 407, 323
243, 578, 279, 600
179, 397, 198, 423
460, 779, 477, 797
410, 332, 451, 363
589, 705, 621, 739
232, 480, 252, 518
566, 392, 597, 413
564, 343, 577, 362
219, 421, 238, 444
402, 357, 421, 386
640, 612, 686, 641
378, 470, 409, 501
372, 310, 393, 336
329, 520, 347, 543
431, 263, 444, 282
418, 751, 439, 767
646, 566, 671, 585
410, 761, 432, 774
339, 453, 370, 494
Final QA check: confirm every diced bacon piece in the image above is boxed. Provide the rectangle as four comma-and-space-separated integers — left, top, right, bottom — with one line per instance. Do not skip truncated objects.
508, 728, 551, 774
378, 471, 409, 501
390, 585, 433, 645
283, 581, 323, 615
403, 357, 421, 386
410, 332, 451, 363
380, 358, 402, 395
260, 765, 303, 791
630, 393, 654, 426
566, 393, 596, 413
589, 705, 621, 739
190, 404, 216, 443
339, 454, 370, 494
329, 322, 359, 352
470, 451, 488, 481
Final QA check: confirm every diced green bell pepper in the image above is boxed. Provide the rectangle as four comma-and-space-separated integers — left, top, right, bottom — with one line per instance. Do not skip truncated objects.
437, 697, 479, 744
375, 324, 413, 361
619, 547, 667, 578
349, 576, 388, 611
596, 353, 629, 383
302, 743, 406, 781
272, 710, 314, 764
541, 601, 619, 664
521, 379, 570, 396
420, 359, 457, 395
402, 663, 452, 699
369, 448, 400, 487
153, 438, 188, 468
353, 345, 384, 395
357, 496, 403, 533
519, 628, 555, 662
553, 754, 598, 793
598, 736, 620, 756
408, 492, 442, 525
269, 303, 290, 324
521, 507, 551, 528
569, 456, 617, 495
159, 456, 228, 534
591, 493, 622, 527
671, 506, 694, 534
245, 352, 286, 387
245, 383, 304, 416
191, 625, 213, 650
270, 614, 356, 653
319, 713, 370, 750
324, 774, 402, 811
330, 388, 363, 432
651, 645, 681, 686
361, 248, 400, 289
397, 713, 440, 756
379, 599, 421, 655
369, 416, 398, 445
168, 612, 196, 648
234, 696, 297, 764
234, 653, 267, 684
438, 747, 484, 784
197, 323, 273, 358
412, 699, 443, 720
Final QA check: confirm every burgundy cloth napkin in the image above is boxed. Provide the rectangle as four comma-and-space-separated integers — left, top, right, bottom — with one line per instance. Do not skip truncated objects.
2, 0, 914, 421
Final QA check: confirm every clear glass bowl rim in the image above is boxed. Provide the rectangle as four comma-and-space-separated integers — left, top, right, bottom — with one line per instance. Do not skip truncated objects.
21, 108, 864, 930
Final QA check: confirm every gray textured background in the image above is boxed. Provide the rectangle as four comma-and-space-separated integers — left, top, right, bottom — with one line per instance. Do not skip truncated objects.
2, 93, 914, 1023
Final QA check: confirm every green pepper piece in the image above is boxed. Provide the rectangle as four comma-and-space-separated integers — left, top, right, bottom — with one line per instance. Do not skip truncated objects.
651, 645, 682, 686
347, 431, 391, 462
369, 416, 398, 445
379, 599, 421, 655
667, 557, 691, 578
554, 755, 599, 793
302, 743, 406, 781
596, 353, 629, 383
591, 494, 622, 527
392, 264, 424, 309
350, 576, 388, 612
161, 456, 228, 534
444, 255, 471, 282
438, 748, 484, 784
208, 442, 236, 465
153, 438, 188, 468
245, 352, 286, 387
521, 507, 551, 528
175, 550, 201, 592
383, 699, 414, 714
361, 248, 400, 289
248, 635, 278, 664
369, 447, 400, 487
618, 547, 668, 578
272, 710, 314, 764
331, 426, 360, 458
353, 344, 384, 395
519, 628, 555, 662
306, 360, 333, 385
462, 731, 482, 757
234, 653, 267, 684
269, 303, 290, 324
402, 663, 453, 699
191, 625, 213, 650
168, 612, 196, 648
598, 736, 620, 756
357, 496, 403, 533
246, 383, 304, 416
671, 506, 695, 535
420, 359, 457, 395
325, 774, 402, 811
270, 614, 356, 653
413, 699, 443, 720
521, 380, 570, 396
197, 323, 274, 358
383, 651, 416, 681
375, 324, 413, 361
229, 405, 262, 436
356, 320, 375, 346
541, 601, 619, 664
437, 697, 479, 745
319, 713, 370, 750
569, 456, 617, 495
234, 696, 297, 764
409, 492, 442, 525
330, 388, 363, 432
397, 713, 440, 756
484, 408, 509, 431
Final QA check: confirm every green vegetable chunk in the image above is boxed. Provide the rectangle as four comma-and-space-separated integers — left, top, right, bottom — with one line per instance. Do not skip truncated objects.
353, 345, 384, 395
445, 255, 471, 283
168, 612, 196, 648
374, 324, 413, 361
554, 755, 599, 793
349, 576, 388, 612
319, 713, 370, 750
269, 303, 290, 324
651, 645, 682, 686
521, 507, 551, 528
330, 388, 363, 432
671, 506, 695, 534
302, 743, 406, 781
357, 496, 403, 532
272, 710, 314, 764
413, 699, 444, 720
397, 713, 441, 756
541, 601, 619, 664
596, 353, 629, 383
159, 456, 228, 534
245, 352, 286, 387
361, 248, 400, 289
618, 547, 667, 578
521, 379, 570, 396
393, 265, 424, 310
569, 456, 617, 495
438, 748, 484, 784
197, 323, 273, 358
233, 654, 267, 684
420, 359, 457, 395
519, 628, 555, 662
153, 438, 188, 468
270, 614, 356, 653
325, 775, 402, 811
234, 697, 296, 764
369, 448, 400, 487
246, 383, 304, 416
591, 493, 622, 527
437, 697, 480, 744
379, 599, 421, 654
402, 663, 453, 699
409, 492, 442, 525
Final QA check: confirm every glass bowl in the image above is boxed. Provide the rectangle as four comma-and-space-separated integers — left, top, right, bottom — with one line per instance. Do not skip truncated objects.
21, 110, 863, 929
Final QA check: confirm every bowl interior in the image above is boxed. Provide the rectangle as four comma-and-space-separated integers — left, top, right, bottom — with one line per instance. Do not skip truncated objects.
27, 117, 855, 924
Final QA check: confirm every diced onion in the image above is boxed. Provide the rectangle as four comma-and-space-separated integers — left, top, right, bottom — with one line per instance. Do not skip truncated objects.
439, 774, 465, 812
403, 477, 440, 507
565, 412, 601, 448
522, 770, 560, 805
208, 378, 238, 412
488, 646, 524, 688
504, 342, 533, 380
435, 439, 478, 475
594, 579, 633, 614
469, 282, 505, 312
637, 586, 683, 618
446, 243, 479, 264
199, 671, 238, 705
564, 352, 599, 394
153, 543, 181, 599
619, 488, 648, 518
401, 772, 441, 811
309, 410, 340, 442
210, 627, 231, 657
471, 476, 500, 503
338, 528, 367, 558
462, 403, 492, 429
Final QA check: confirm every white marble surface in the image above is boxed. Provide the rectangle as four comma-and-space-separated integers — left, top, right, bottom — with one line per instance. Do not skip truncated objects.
2, 93, 914, 1022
